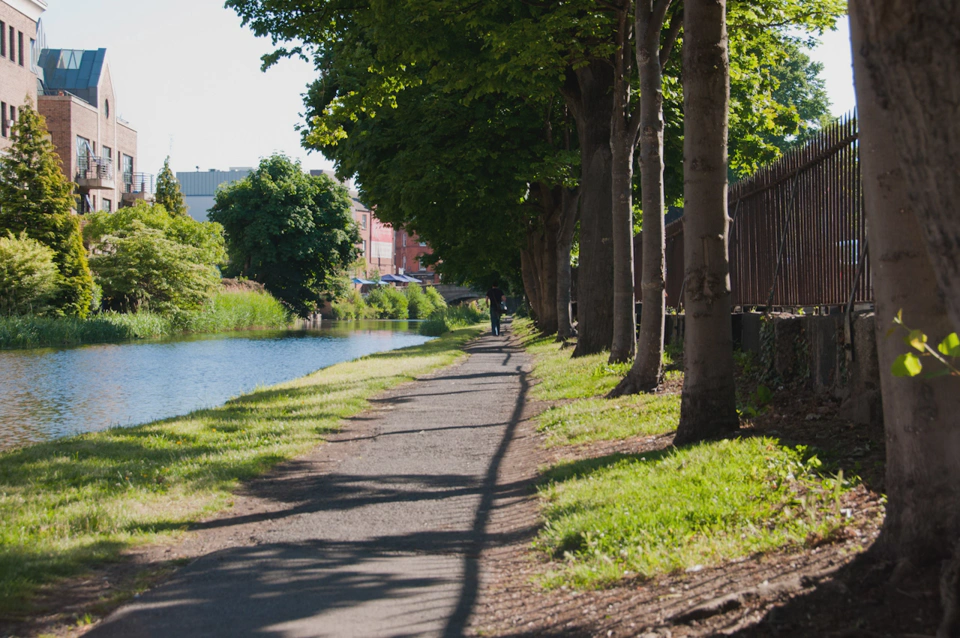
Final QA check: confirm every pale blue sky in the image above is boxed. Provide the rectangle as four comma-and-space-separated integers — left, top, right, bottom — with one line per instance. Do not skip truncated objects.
41, 2, 856, 179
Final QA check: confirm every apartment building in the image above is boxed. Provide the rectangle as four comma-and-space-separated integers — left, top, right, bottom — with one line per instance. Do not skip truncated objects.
395, 229, 436, 283
0, 0, 45, 153
37, 48, 149, 213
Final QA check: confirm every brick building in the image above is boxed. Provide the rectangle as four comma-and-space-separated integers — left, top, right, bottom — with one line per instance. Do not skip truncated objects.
395, 229, 437, 284
0, 0, 45, 153
37, 48, 149, 213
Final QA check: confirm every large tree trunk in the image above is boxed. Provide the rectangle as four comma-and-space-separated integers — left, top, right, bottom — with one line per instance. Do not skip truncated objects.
520, 246, 542, 325
610, 1, 674, 396
850, 1, 960, 334
674, 0, 738, 446
557, 186, 581, 341
851, 2, 960, 567
563, 61, 615, 357
609, 2, 639, 364
536, 187, 561, 335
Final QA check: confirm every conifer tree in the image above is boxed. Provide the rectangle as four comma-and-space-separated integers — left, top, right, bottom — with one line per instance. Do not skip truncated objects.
155, 157, 187, 217
0, 100, 94, 317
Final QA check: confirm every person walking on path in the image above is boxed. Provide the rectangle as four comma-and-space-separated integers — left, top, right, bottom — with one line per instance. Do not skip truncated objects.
486, 283, 505, 336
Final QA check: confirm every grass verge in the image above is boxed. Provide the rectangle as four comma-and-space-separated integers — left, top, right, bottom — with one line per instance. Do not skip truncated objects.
512, 318, 853, 588
0, 326, 481, 617
0, 290, 291, 350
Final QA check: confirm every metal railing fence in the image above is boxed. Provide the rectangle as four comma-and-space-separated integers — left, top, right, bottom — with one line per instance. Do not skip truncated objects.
663, 113, 868, 310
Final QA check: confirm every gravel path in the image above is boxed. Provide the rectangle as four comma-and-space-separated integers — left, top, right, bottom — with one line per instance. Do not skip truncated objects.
87, 324, 530, 638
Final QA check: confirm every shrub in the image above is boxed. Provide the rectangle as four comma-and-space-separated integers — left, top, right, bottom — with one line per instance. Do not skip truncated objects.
424, 286, 447, 311
366, 285, 409, 319
331, 289, 369, 320
418, 302, 489, 335
0, 233, 60, 316
405, 284, 436, 319
177, 290, 290, 333
89, 222, 220, 314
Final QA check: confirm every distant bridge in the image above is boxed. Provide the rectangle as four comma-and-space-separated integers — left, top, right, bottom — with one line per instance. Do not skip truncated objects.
431, 285, 482, 304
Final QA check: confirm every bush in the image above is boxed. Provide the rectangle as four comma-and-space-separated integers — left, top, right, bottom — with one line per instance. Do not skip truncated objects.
366, 285, 409, 319
405, 284, 436, 319
177, 290, 290, 333
332, 289, 370, 320
0, 233, 60, 316
89, 221, 221, 314
424, 286, 447, 311
418, 302, 489, 336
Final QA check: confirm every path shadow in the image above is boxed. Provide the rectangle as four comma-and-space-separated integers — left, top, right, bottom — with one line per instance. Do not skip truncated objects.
81, 331, 533, 637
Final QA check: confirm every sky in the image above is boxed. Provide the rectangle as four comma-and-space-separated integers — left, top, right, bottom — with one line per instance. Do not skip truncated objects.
41, 2, 857, 180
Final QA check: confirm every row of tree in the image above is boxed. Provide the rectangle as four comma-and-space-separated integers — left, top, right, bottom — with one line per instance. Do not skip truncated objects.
230, 0, 960, 614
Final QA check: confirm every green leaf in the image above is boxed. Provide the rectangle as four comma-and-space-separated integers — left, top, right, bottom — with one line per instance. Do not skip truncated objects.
938, 333, 960, 358
891, 353, 923, 377
904, 329, 928, 352
924, 368, 953, 380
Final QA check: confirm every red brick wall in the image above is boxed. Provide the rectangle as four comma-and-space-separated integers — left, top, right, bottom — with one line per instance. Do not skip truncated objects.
0, 2, 40, 153
394, 230, 436, 282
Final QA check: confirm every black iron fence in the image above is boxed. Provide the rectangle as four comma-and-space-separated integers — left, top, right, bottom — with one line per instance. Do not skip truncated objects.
660, 113, 868, 310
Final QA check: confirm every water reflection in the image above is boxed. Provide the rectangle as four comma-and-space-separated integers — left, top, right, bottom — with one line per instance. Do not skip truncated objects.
0, 321, 430, 450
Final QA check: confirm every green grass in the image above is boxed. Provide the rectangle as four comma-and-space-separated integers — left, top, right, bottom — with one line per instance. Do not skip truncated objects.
0, 291, 291, 350
537, 394, 680, 447
0, 326, 481, 617
512, 318, 853, 588
536, 438, 851, 588
512, 319, 625, 400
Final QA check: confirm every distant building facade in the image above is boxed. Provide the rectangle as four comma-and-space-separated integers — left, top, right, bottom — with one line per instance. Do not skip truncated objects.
176, 168, 252, 221
0, 0, 46, 153
37, 48, 146, 213
394, 229, 437, 283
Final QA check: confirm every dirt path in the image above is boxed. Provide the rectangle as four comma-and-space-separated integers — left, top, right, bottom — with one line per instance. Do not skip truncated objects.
85, 325, 532, 638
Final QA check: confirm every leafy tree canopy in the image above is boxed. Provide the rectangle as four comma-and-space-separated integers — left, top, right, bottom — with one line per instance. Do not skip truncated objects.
154, 157, 188, 217
0, 232, 60, 316
208, 155, 360, 316
0, 101, 94, 317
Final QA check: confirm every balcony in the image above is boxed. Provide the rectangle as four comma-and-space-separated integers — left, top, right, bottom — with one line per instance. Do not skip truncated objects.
76, 156, 115, 190
121, 173, 155, 203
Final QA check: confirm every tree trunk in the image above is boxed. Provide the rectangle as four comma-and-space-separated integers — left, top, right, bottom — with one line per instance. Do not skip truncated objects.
609, 2, 638, 364
850, 1, 960, 334
674, 0, 738, 446
563, 61, 616, 357
851, 2, 960, 567
557, 186, 581, 341
520, 245, 542, 324
610, 2, 672, 396
539, 192, 561, 335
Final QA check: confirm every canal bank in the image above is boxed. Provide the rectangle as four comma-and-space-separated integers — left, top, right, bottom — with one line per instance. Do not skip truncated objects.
0, 325, 483, 627
0, 320, 432, 450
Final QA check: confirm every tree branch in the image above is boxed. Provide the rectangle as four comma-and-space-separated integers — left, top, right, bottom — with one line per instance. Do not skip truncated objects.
660, 6, 683, 70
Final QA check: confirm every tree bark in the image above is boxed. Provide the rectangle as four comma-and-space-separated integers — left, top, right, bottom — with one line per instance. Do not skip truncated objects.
674, 0, 739, 445
851, 2, 960, 567
609, 1, 639, 364
610, 0, 675, 396
849, 0, 960, 334
563, 61, 616, 357
520, 245, 542, 324
557, 186, 581, 341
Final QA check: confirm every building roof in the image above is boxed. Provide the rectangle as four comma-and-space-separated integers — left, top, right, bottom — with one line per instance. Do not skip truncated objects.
38, 48, 107, 107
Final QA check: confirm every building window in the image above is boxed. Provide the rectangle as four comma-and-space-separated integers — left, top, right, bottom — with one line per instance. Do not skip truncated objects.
419, 241, 427, 246
122, 154, 134, 180
402, 254, 406, 270
17, 31, 23, 66
8, 27, 13, 62
104, 99, 110, 119
0, 22, 5, 58
361, 214, 367, 230
1, 102, 6, 138
102, 198, 112, 213
103, 146, 112, 162
361, 240, 367, 256
9, 105, 15, 127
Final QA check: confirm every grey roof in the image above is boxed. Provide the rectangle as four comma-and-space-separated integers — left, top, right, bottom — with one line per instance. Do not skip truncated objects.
176, 169, 253, 197
38, 48, 107, 107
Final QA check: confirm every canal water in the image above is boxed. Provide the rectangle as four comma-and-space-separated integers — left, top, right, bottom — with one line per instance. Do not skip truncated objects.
0, 321, 431, 451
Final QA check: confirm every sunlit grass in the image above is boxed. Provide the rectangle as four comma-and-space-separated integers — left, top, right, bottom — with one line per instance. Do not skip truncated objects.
536, 438, 852, 588
537, 394, 680, 447
0, 326, 481, 617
